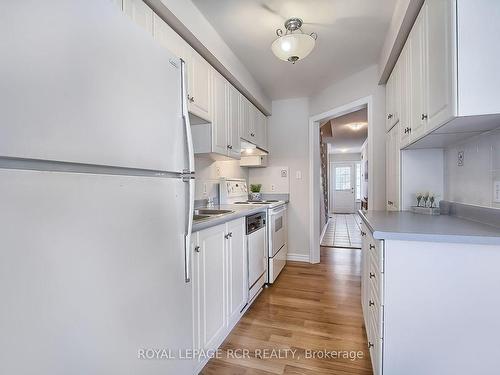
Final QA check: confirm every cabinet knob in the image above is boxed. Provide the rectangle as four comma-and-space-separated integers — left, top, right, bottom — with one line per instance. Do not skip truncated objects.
421, 113, 428, 120
188, 95, 195, 103
387, 113, 393, 119
194, 246, 200, 253
227, 145, 233, 149
368, 342, 374, 349
361, 231, 366, 236
229, 232, 233, 237
250, 133, 255, 137
224, 233, 230, 239
369, 272, 376, 279
369, 244, 375, 250
369, 300, 375, 306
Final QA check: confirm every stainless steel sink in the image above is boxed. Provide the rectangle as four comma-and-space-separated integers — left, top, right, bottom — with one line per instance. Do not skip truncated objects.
194, 209, 234, 215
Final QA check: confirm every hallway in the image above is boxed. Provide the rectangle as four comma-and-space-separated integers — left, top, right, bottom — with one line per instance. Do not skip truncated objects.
321, 214, 363, 249
200, 247, 372, 374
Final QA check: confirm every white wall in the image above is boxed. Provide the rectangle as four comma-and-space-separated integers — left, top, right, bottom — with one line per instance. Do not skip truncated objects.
194, 157, 248, 201
157, 0, 271, 113
330, 153, 362, 162
310, 65, 387, 211
444, 127, 500, 209
401, 149, 444, 210
248, 166, 290, 194
268, 98, 310, 258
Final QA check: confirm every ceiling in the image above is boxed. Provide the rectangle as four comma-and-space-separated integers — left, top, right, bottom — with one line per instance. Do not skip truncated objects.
191, 0, 397, 99
321, 107, 367, 153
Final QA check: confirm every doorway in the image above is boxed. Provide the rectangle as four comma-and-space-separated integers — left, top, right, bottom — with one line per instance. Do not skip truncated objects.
331, 162, 356, 213
310, 96, 374, 263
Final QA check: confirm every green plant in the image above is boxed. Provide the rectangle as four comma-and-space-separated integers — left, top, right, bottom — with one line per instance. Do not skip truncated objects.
250, 184, 262, 193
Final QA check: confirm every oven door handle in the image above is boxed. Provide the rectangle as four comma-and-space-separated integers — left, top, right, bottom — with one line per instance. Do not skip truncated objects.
270, 205, 286, 215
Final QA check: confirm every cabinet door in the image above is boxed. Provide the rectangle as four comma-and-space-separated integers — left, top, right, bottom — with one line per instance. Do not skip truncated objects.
152, 14, 187, 60
123, 0, 153, 35
226, 219, 247, 328
386, 124, 400, 211
409, 9, 427, 141
187, 49, 212, 122
197, 224, 226, 351
211, 72, 228, 156
227, 84, 241, 158
239, 94, 251, 141
248, 105, 257, 142
386, 62, 400, 131
399, 44, 411, 148
255, 110, 268, 150
425, 0, 456, 132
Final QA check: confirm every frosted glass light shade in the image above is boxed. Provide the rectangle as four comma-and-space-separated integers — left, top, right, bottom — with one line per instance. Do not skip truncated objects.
271, 33, 316, 63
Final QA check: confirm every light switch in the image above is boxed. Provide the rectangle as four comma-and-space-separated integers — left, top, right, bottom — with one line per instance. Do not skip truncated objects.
296, 171, 302, 180
494, 180, 500, 203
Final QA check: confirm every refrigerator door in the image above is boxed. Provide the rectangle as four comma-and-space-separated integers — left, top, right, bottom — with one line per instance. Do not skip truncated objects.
0, 169, 194, 375
0, 0, 190, 173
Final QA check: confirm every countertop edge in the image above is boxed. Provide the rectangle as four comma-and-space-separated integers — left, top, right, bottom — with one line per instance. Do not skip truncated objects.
192, 205, 267, 232
358, 210, 500, 246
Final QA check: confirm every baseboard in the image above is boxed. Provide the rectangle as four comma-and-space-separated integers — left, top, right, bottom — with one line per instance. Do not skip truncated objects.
320, 220, 330, 244
287, 253, 310, 262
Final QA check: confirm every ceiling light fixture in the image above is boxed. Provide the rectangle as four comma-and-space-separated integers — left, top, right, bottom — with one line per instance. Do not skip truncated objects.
348, 122, 367, 131
271, 18, 317, 64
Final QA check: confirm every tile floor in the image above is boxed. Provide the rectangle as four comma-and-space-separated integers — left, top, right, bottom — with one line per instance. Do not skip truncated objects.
321, 214, 362, 249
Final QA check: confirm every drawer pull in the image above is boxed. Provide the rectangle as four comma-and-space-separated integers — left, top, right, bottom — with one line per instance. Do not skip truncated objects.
361, 231, 366, 236
369, 272, 376, 279
369, 300, 375, 306
194, 246, 200, 253
369, 244, 375, 250
368, 342, 374, 349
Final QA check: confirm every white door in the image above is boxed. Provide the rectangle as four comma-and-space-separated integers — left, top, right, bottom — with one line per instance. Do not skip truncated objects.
332, 163, 356, 213
197, 224, 226, 352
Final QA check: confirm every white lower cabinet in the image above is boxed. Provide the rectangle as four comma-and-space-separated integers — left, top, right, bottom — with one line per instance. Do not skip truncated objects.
361, 223, 384, 375
192, 218, 247, 370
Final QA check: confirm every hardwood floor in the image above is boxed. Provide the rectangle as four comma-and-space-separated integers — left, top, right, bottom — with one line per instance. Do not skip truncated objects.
200, 247, 373, 375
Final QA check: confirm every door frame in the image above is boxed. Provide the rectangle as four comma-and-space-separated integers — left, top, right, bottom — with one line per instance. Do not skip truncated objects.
309, 96, 374, 263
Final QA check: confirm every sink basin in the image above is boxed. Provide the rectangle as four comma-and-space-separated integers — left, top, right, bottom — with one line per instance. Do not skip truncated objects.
194, 209, 234, 215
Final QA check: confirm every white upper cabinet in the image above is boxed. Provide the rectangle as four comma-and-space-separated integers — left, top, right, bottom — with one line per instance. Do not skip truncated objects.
255, 110, 268, 151
387, 0, 500, 149
123, 0, 153, 35
187, 48, 212, 122
239, 95, 267, 150
408, 8, 427, 142
424, 0, 456, 131
385, 59, 400, 132
227, 84, 241, 158
211, 71, 228, 155
239, 95, 251, 142
386, 123, 400, 211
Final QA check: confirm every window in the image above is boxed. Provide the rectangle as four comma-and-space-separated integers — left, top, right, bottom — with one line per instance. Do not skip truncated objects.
355, 163, 361, 200
335, 167, 351, 190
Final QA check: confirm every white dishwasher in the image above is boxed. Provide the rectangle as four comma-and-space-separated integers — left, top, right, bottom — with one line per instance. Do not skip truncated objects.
246, 212, 267, 305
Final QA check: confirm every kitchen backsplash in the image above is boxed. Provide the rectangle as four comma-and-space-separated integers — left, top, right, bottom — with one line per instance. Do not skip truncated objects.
194, 157, 248, 202
444, 126, 500, 209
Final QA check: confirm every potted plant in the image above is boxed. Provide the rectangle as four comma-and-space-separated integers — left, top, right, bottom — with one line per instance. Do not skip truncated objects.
249, 184, 262, 201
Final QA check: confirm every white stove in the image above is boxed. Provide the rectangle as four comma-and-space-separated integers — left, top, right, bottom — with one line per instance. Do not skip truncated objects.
219, 178, 288, 284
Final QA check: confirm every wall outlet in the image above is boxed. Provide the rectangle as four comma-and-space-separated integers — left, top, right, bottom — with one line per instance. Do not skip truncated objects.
494, 180, 500, 203
271, 184, 276, 191
458, 150, 464, 166
281, 169, 288, 178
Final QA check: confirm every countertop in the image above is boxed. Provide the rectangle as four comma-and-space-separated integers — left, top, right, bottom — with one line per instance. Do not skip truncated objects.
358, 210, 500, 245
192, 204, 267, 232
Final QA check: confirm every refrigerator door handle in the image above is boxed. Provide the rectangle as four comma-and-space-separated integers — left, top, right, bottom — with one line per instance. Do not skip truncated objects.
184, 177, 195, 283
180, 59, 195, 174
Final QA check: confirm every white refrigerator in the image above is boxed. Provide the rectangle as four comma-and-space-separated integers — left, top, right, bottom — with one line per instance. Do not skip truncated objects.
0, 1, 196, 374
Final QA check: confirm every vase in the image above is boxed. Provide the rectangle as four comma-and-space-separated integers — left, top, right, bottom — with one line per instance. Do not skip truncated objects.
250, 192, 262, 201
